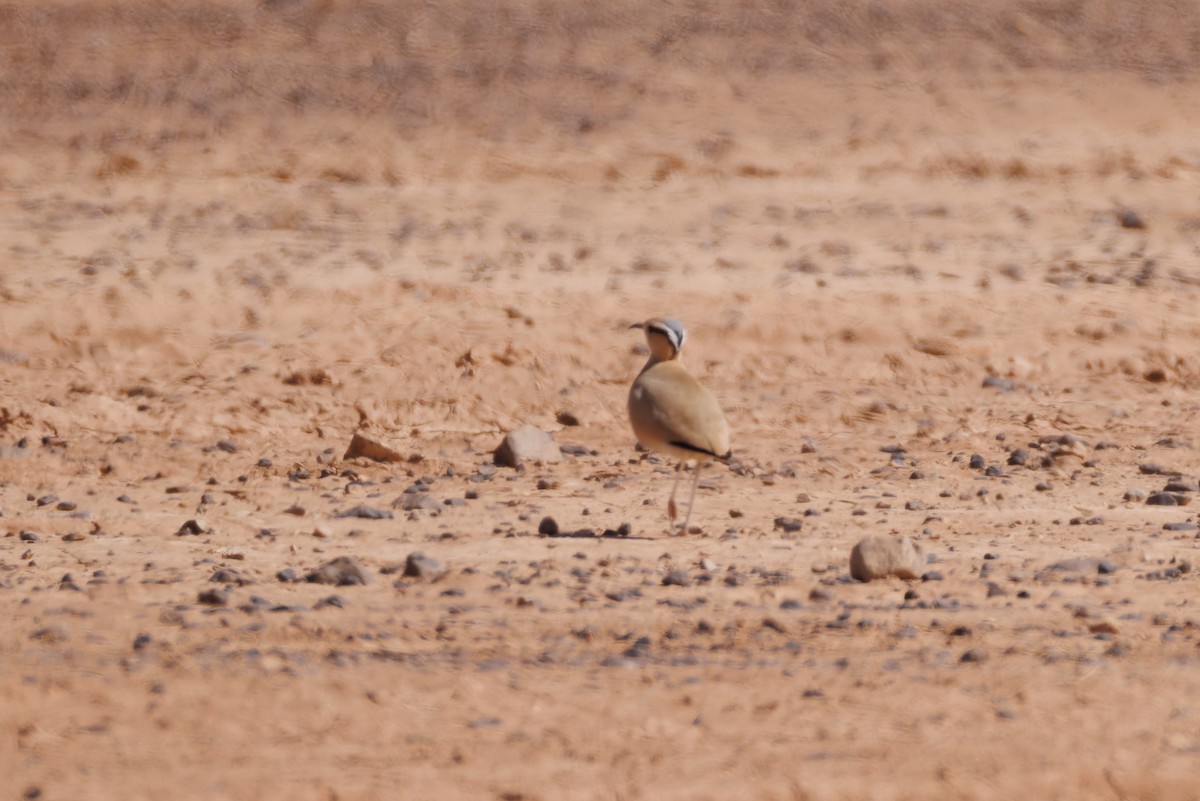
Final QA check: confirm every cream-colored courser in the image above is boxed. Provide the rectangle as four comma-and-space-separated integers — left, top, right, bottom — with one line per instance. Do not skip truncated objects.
628, 318, 731, 533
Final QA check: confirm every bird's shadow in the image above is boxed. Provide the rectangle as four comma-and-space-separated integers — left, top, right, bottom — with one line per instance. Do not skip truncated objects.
547, 528, 657, 541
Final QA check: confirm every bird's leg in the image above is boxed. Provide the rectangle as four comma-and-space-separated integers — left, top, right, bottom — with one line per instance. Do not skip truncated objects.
666, 462, 683, 530
680, 460, 704, 534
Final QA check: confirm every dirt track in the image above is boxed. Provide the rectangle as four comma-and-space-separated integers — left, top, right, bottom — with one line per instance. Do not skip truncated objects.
4, 3, 1200, 799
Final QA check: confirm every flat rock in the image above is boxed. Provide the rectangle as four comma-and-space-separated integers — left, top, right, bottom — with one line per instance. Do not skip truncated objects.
493, 426, 562, 467
1042, 557, 1118, 575
343, 431, 406, 463
304, 556, 370, 586
849, 535, 925, 581
393, 493, 441, 513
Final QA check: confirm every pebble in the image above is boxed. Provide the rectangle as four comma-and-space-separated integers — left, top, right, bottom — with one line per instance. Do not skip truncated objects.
334, 504, 394, 520
304, 556, 371, 586
538, 516, 560, 536
959, 648, 987, 664
492, 426, 562, 467
403, 552, 447, 581
773, 516, 803, 533
981, 375, 1015, 392
808, 587, 833, 602
197, 588, 230, 606
276, 568, 297, 582
343, 431, 405, 463
314, 595, 346, 610
19, 531, 38, 542
35, 494, 58, 507
662, 569, 691, 587
175, 518, 209, 536
1163, 478, 1199, 493
1146, 492, 1179, 506
904, 500, 927, 511
1164, 522, 1197, 532
849, 534, 925, 581
1007, 449, 1028, 466
394, 494, 440, 513
556, 410, 581, 426
62, 532, 87, 542
968, 454, 985, 470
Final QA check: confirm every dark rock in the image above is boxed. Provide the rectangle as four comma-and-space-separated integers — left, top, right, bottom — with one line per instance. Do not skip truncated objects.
960, 648, 987, 664
197, 588, 230, 606
968, 454, 985, 470
1146, 492, 1178, 506
1164, 522, 1198, 532
305, 556, 370, 586
403, 552, 446, 581
175, 518, 209, 536
275, 568, 297, 582
662, 569, 691, 587
334, 504, 394, 519
538, 516, 560, 536
1007, 449, 1028, 466
773, 516, 803, 533
18, 531, 38, 543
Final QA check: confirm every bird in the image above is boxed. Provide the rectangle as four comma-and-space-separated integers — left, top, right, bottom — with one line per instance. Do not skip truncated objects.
627, 317, 731, 533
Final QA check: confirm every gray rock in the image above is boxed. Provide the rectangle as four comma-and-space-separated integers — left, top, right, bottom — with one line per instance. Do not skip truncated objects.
393, 493, 441, 513
493, 426, 562, 467
334, 504, 393, 520
403, 552, 447, 581
1042, 557, 1118, 576
662, 569, 691, 587
304, 556, 370, 586
849, 535, 925, 581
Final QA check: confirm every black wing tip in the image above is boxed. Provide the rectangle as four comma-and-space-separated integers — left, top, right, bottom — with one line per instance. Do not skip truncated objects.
669, 440, 733, 462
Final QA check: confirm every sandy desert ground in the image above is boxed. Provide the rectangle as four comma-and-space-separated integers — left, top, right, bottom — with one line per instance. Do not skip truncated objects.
4, 2, 1200, 799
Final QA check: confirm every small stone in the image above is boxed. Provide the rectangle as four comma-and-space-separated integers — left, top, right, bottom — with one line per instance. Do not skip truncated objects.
1089, 619, 1120, 635
276, 568, 297, 582
662, 569, 691, 587
394, 494, 440, 513
314, 595, 346, 610
343, 431, 405, 463
538, 516, 560, 536
197, 588, 229, 606
1146, 492, 1179, 506
773, 516, 803, 533
849, 535, 925, 582
699, 558, 718, 572
493, 426, 562, 467
968, 454, 985, 470
19, 531, 39, 543
1163, 478, 1199, 493
304, 556, 370, 586
960, 648, 987, 664
1123, 488, 1147, 502
312, 524, 333, 538
1007, 449, 1028, 466
334, 504, 393, 520
61, 532, 86, 542
904, 500, 927, 511
1164, 522, 1197, 532
986, 582, 1007, 598
808, 587, 833, 602
556, 411, 581, 427
1117, 208, 1146, 229
216, 439, 238, 453
403, 552, 447, 581
175, 518, 209, 536
132, 633, 152, 650
55, 501, 77, 512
